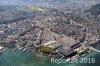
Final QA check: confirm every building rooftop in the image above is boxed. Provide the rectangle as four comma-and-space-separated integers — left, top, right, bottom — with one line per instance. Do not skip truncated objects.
57, 47, 75, 57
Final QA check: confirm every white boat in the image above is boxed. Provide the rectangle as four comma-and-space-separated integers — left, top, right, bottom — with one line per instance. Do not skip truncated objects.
0, 46, 5, 53
65, 58, 70, 62
19, 47, 23, 50
82, 54, 86, 57
23, 48, 27, 52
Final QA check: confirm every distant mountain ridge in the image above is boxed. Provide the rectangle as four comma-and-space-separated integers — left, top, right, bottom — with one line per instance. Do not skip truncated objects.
86, 4, 100, 15
0, 0, 100, 11
0, 0, 99, 5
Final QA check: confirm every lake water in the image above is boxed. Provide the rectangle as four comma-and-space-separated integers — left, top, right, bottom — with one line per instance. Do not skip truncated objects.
0, 46, 100, 66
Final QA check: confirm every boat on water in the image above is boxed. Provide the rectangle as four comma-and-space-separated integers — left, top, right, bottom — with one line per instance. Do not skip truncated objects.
0, 46, 5, 53
19, 47, 23, 50
35, 52, 47, 58
23, 48, 27, 52
66, 58, 71, 62
82, 54, 86, 57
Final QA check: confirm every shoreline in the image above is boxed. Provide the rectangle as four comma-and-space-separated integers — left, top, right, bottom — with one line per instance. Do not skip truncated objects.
0, 49, 100, 66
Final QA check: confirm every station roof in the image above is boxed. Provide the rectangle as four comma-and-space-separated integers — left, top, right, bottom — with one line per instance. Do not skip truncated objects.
57, 47, 75, 56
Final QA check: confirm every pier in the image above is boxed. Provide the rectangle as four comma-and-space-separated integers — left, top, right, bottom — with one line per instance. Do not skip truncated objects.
88, 46, 100, 53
